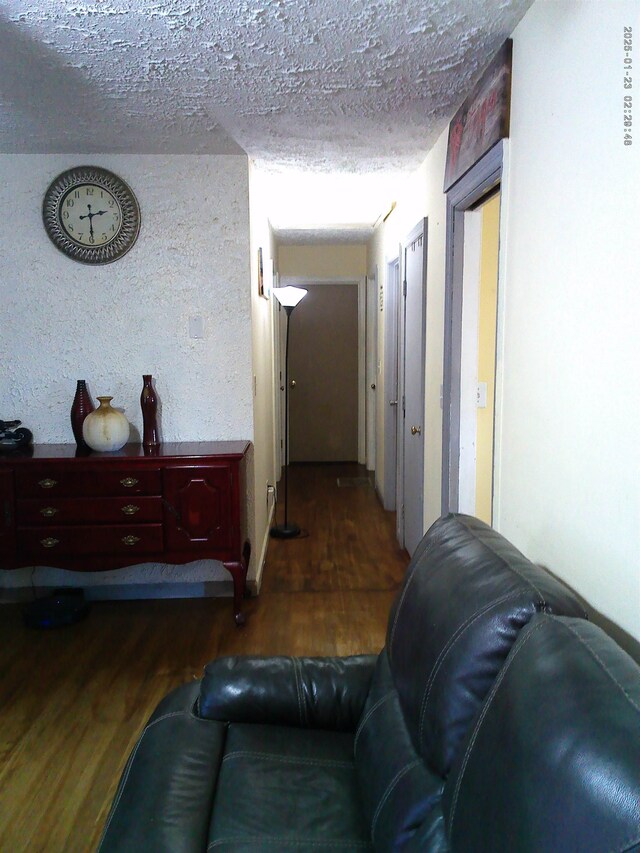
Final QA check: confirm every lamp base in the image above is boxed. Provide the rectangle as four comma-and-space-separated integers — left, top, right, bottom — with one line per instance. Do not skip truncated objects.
270, 522, 301, 539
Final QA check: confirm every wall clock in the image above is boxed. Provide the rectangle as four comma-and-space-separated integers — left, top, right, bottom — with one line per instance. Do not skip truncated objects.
42, 166, 141, 265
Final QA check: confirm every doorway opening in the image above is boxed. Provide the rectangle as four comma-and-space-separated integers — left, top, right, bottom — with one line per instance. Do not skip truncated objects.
442, 141, 505, 522
276, 278, 365, 467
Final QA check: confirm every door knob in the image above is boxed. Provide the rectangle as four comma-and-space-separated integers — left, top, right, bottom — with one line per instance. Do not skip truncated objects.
289, 379, 296, 388
370, 383, 376, 390
389, 400, 398, 407
411, 426, 422, 435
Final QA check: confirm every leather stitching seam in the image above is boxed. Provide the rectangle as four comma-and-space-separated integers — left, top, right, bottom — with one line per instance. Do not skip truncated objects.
371, 759, 422, 842
417, 590, 522, 748
447, 619, 548, 839
97, 710, 186, 848
208, 839, 370, 849
560, 621, 640, 715
222, 751, 354, 769
354, 690, 394, 755
291, 656, 304, 727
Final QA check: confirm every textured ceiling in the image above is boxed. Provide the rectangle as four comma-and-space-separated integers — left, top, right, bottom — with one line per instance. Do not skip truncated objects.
0, 0, 533, 239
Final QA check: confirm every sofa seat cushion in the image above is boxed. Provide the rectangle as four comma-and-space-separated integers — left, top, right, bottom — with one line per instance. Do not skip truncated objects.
208, 723, 372, 851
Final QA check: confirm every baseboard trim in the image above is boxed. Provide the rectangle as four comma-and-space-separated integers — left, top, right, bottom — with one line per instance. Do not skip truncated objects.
252, 500, 276, 595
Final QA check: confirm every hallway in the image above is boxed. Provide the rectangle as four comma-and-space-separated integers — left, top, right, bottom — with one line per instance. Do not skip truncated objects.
264, 463, 409, 652
0, 463, 408, 851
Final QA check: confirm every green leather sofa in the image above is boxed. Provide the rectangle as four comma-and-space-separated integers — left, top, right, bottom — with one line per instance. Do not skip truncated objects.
99, 514, 640, 852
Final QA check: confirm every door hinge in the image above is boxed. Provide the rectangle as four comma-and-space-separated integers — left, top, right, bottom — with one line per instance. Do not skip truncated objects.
403, 280, 407, 297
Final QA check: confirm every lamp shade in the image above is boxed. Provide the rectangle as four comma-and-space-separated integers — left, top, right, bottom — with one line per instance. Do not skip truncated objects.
272, 286, 307, 308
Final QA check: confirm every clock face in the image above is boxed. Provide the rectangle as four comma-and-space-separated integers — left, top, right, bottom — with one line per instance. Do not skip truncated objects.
59, 183, 122, 248
43, 166, 140, 264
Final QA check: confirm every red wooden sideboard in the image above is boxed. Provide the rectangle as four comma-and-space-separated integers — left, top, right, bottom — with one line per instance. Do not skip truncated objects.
0, 441, 251, 625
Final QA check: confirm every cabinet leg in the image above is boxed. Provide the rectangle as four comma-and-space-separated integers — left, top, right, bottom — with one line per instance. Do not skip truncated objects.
224, 541, 251, 627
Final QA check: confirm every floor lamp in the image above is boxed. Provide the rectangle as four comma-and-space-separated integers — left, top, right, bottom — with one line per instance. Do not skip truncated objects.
270, 285, 308, 539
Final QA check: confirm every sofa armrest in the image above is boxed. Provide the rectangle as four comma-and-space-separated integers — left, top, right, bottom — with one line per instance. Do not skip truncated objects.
198, 654, 377, 731
98, 682, 226, 853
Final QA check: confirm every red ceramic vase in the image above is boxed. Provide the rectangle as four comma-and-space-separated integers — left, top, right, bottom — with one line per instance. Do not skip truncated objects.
140, 374, 160, 448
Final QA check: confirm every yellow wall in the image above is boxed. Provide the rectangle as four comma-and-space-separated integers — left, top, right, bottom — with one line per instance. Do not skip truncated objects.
475, 192, 500, 523
278, 244, 367, 279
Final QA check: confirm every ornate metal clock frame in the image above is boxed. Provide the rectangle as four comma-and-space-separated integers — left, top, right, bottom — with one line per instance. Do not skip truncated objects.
42, 165, 141, 265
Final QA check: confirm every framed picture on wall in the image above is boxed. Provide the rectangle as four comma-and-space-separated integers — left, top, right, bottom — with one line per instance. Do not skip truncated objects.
258, 247, 265, 298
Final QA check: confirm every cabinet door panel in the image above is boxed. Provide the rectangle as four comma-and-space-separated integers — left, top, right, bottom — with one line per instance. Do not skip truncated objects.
163, 466, 233, 552
0, 469, 16, 568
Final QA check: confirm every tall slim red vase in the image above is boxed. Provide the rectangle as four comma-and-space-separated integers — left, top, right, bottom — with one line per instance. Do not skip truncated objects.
140, 374, 160, 448
70, 380, 94, 448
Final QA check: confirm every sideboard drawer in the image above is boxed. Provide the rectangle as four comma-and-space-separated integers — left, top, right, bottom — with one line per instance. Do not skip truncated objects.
18, 524, 164, 558
15, 468, 161, 498
16, 497, 163, 526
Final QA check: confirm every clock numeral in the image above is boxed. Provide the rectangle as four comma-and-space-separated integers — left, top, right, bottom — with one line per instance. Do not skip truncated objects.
108, 199, 114, 207
86, 187, 94, 196
78, 232, 84, 240
67, 224, 74, 232
66, 199, 74, 208
74, 190, 80, 199
62, 210, 69, 220
89, 235, 95, 244
101, 233, 108, 242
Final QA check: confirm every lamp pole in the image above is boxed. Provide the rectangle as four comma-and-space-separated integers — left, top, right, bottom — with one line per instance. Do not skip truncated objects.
270, 286, 307, 539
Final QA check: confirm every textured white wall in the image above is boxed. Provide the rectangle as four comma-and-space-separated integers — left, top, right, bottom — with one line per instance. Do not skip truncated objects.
248, 163, 278, 588
495, 0, 640, 641
0, 153, 259, 592
0, 154, 253, 444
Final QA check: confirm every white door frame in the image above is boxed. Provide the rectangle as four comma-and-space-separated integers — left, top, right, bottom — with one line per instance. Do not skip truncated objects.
279, 275, 367, 465
366, 269, 378, 472
382, 256, 400, 510
442, 140, 507, 517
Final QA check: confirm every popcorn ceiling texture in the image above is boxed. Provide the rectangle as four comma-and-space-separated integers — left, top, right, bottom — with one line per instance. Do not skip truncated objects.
0, 0, 533, 172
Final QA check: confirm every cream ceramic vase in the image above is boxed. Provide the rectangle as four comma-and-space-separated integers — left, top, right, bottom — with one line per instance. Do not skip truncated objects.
82, 396, 130, 452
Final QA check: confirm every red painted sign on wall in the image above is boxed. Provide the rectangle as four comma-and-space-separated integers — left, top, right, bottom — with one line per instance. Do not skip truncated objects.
444, 40, 512, 191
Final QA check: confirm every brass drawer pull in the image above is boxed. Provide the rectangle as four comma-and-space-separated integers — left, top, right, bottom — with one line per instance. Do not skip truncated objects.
121, 535, 140, 546
40, 507, 59, 518
38, 478, 57, 489
120, 477, 139, 488
121, 504, 140, 516
41, 537, 59, 548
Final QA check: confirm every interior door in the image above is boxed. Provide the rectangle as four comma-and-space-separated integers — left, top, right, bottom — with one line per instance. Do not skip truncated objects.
399, 219, 428, 554
288, 283, 359, 462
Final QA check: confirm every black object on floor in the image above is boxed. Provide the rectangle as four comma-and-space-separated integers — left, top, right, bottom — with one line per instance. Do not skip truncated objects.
23, 588, 90, 629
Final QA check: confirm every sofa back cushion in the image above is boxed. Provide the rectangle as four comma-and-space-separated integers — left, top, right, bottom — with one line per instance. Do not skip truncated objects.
354, 651, 446, 852
386, 514, 586, 776
442, 614, 640, 852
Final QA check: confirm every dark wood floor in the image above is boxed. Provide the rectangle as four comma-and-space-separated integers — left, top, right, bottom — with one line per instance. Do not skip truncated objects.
0, 463, 408, 851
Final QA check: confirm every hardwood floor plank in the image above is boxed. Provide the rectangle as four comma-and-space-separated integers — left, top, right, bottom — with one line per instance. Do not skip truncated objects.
0, 463, 408, 850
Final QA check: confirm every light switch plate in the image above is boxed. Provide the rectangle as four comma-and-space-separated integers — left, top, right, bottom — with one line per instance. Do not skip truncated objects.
189, 315, 204, 339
